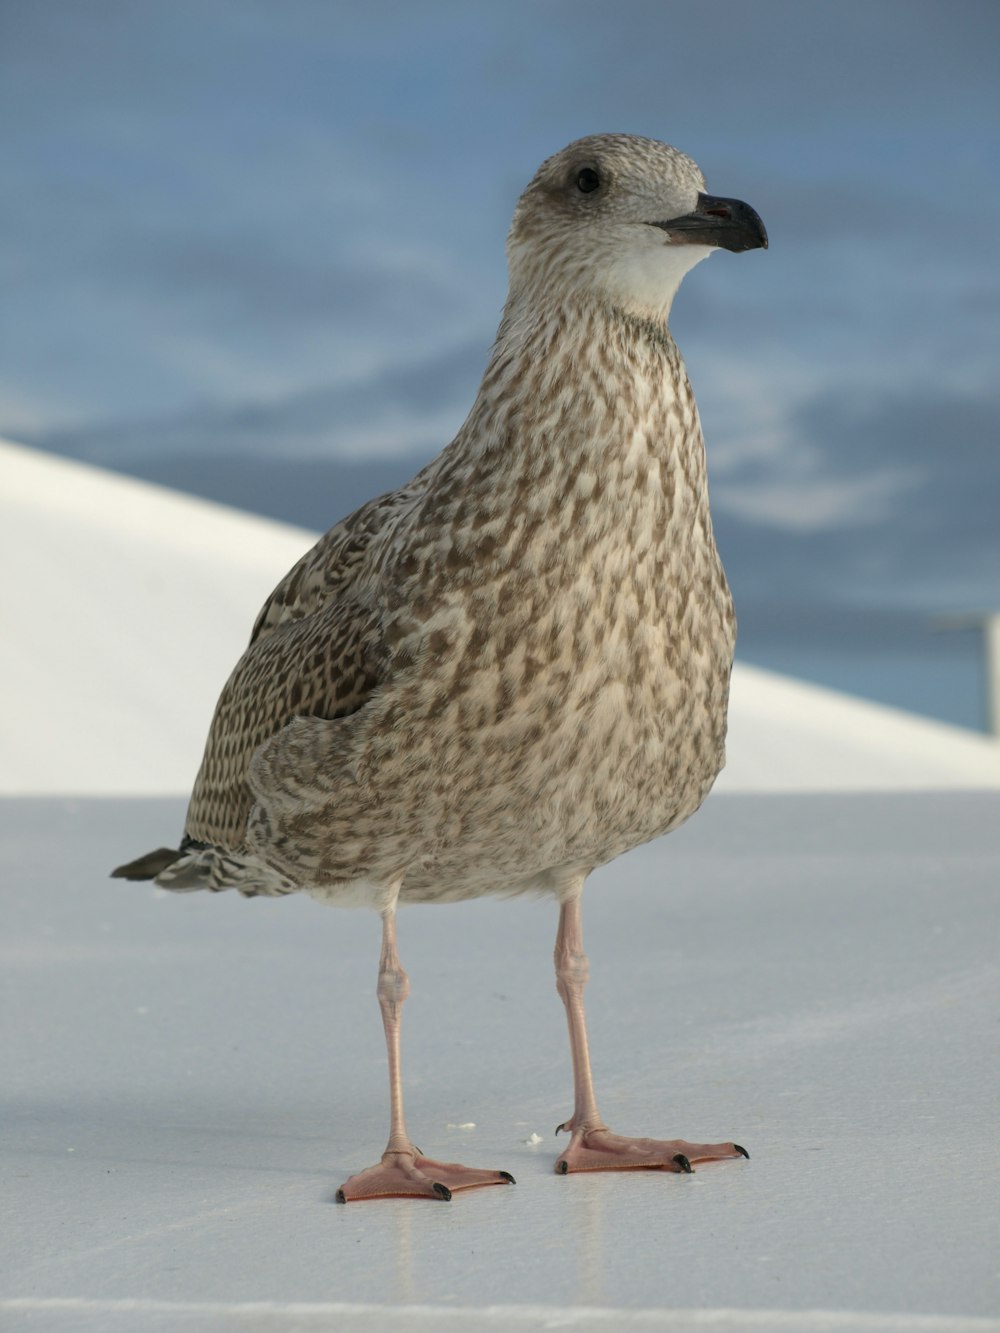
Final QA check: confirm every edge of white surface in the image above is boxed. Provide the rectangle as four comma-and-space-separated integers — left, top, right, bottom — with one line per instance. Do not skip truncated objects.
720, 663, 1000, 792
0, 434, 317, 554
1, 1298, 997, 1332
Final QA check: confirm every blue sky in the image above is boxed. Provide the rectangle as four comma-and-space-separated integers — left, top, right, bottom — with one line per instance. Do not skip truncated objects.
2, 0, 998, 725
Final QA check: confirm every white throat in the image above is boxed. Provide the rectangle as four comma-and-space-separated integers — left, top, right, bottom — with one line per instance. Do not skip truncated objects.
599, 241, 714, 323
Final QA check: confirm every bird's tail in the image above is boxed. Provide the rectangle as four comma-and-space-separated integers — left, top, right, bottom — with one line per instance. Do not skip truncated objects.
111, 846, 184, 881
111, 838, 296, 898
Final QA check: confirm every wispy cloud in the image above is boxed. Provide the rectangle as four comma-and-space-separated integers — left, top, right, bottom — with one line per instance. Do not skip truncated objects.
715, 470, 919, 532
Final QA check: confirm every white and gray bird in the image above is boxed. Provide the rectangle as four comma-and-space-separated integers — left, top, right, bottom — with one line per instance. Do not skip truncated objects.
114, 133, 767, 1202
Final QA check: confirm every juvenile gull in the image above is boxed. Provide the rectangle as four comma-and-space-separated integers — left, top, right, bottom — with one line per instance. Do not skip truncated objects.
114, 133, 767, 1201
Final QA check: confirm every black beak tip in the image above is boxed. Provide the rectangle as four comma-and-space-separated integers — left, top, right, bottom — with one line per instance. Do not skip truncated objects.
718, 199, 768, 253
751, 218, 769, 252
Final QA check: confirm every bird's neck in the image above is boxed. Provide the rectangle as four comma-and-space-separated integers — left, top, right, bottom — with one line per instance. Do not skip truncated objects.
459, 295, 707, 494
411, 295, 717, 585
400, 294, 726, 630
494, 294, 679, 370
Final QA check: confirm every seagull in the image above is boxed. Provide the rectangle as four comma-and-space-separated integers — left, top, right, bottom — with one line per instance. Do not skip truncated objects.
114, 133, 767, 1202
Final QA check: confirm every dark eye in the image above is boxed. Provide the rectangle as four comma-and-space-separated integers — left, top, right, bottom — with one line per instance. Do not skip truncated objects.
576, 167, 600, 194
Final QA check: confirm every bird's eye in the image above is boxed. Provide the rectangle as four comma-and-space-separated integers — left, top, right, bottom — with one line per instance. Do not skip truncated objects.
576, 167, 600, 194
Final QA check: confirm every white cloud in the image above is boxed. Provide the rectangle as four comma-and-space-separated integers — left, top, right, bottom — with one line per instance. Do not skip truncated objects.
715, 467, 919, 531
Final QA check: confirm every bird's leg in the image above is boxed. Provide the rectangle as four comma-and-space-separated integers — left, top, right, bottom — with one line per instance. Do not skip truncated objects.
378, 901, 414, 1155
553, 893, 748, 1176
553, 890, 606, 1137
336, 902, 515, 1202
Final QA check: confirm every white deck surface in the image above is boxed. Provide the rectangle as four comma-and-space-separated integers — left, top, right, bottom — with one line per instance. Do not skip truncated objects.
3, 792, 998, 1332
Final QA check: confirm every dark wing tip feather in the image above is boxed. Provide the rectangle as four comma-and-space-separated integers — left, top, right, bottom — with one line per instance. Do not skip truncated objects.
111, 847, 185, 881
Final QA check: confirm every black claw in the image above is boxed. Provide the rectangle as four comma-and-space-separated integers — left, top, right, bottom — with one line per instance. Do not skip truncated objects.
498, 1170, 516, 1184
556, 1159, 569, 1174
413, 1146, 423, 1157
673, 1153, 693, 1173
555, 1121, 568, 1136
335, 1188, 347, 1204
734, 1143, 750, 1159
432, 1182, 453, 1201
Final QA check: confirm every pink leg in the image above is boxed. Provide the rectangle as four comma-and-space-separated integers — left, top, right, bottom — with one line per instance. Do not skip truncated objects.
553, 893, 748, 1176
336, 904, 515, 1202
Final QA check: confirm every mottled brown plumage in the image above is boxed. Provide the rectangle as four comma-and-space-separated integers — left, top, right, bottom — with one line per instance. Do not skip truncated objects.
114, 134, 766, 1200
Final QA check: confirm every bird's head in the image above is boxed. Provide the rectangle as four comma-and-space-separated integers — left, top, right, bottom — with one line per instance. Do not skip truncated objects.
507, 133, 767, 325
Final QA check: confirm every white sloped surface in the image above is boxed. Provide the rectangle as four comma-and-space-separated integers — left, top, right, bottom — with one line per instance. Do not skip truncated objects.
720, 666, 1000, 791
1, 438, 314, 794
3, 436, 1000, 796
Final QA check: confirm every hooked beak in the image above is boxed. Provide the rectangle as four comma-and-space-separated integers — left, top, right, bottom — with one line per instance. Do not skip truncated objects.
649, 192, 768, 253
